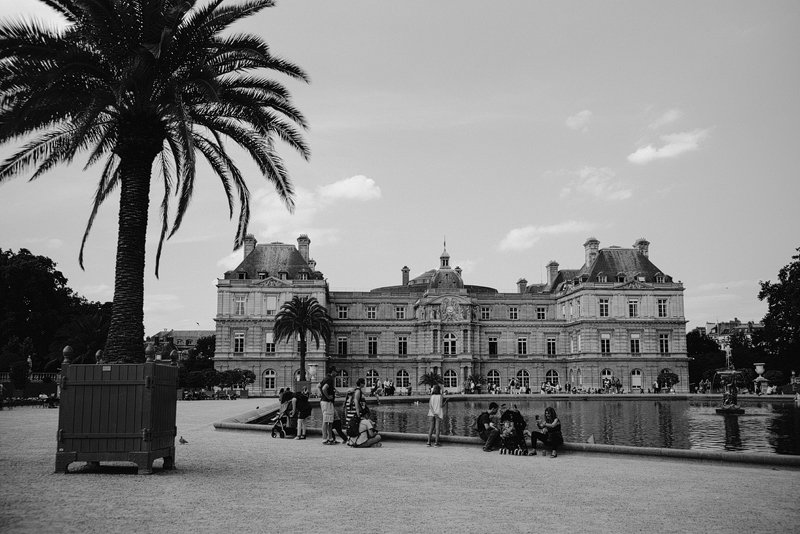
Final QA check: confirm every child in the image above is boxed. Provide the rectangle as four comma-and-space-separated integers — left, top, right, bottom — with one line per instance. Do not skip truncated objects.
427, 384, 446, 447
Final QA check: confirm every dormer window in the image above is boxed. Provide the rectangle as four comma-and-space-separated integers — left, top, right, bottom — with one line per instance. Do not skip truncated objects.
616, 273, 626, 283
655, 273, 665, 284
237, 271, 247, 280
299, 272, 308, 280
279, 271, 288, 280
597, 273, 607, 283
258, 271, 268, 279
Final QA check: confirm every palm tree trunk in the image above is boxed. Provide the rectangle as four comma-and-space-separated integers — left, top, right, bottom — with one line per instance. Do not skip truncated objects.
298, 333, 307, 382
103, 155, 152, 362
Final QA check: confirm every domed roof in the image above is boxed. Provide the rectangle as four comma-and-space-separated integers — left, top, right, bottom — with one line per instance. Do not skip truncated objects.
428, 267, 464, 290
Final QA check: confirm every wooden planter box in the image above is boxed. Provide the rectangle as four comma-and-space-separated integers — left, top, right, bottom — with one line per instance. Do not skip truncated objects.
55, 362, 178, 474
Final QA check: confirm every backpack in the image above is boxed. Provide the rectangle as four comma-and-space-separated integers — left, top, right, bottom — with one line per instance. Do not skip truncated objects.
346, 414, 362, 438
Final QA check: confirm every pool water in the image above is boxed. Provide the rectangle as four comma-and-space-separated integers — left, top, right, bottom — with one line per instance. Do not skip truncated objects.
295, 398, 800, 455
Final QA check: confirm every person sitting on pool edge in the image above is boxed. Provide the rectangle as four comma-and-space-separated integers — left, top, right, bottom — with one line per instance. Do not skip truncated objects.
476, 402, 501, 451
351, 407, 382, 448
528, 406, 563, 457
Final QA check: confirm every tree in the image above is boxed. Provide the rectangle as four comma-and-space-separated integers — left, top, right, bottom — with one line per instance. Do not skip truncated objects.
194, 335, 216, 359
686, 328, 725, 384
657, 370, 680, 390
0, 0, 309, 362
418, 371, 444, 388
758, 247, 800, 374
273, 296, 331, 383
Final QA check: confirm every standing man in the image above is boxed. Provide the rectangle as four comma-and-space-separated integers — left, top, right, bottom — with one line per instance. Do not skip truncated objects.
320, 366, 338, 444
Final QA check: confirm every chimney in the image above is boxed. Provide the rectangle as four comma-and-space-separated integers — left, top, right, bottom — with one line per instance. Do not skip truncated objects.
455, 266, 462, 278
546, 261, 559, 286
517, 278, 527, 294
633, 238, 650, 257
297, 234, 311, 262
583, 237, 600, 266
308, 258, 317, 271
402, 266, 410, 285
243, 234, 257, 259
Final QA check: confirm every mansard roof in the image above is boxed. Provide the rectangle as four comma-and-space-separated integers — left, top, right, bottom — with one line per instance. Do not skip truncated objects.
224, 242, 323, 280
582, 247, 670, 282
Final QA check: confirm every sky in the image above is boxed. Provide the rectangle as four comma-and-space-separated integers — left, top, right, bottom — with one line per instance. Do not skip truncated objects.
1, 1, 799, 335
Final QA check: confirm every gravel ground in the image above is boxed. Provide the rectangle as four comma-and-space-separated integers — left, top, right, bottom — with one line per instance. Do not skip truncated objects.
1, 399, 798, 534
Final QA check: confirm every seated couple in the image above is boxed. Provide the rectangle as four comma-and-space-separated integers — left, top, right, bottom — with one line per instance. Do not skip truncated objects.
348, 407, 382, 448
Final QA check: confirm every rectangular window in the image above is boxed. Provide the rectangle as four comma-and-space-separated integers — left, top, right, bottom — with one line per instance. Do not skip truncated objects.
488, 336, 498, 356
546, 337, 557, 356
337, 305, 349, 319
368, 336, 378, 356
628, 299, 639, 318
265, 333, 275, 354
630, 334, 640, 354
599, 298, 609, 317
658, 299, 668, 318
234, 295, 246, 315
432, 330, 438, 353
509, 307, 518, 320
600, 333, 611, 354
395, 306, 406, 320
266, 295, 277, 315
258, 271, 268, 280
481, 306, 490, 320
366, 305, 377, 319
517, 337, 527, 355
536, 307, 546, 320
337, 337, 348, 356
397, 336, 408, 355
659, 333, 670, 354
463, 330, 469, 353
233, 332, 245, 353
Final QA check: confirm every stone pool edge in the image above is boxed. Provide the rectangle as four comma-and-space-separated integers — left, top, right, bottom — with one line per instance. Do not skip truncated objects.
212, 400, 800, 468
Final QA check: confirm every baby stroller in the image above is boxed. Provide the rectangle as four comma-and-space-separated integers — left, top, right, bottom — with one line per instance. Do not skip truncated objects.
498, 408, 528, 455
270, 404, 295, 438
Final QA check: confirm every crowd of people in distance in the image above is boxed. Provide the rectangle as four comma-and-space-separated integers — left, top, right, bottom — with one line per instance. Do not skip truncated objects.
271, 367, 568, 455
476, 402, 563, 458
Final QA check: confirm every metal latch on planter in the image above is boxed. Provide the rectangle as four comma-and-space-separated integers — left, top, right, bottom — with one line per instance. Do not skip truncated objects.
141, 428, 152, 442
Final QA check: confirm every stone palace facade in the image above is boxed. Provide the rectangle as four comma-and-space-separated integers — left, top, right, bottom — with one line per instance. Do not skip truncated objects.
214, 235, 689, 396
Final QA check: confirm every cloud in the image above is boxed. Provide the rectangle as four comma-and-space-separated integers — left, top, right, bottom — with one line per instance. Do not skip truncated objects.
560, 167, 632, 201
499, 221, 594, 251
649, 109, 683, 130
217, 250, 243, 271
566, 110, 593, 133
627, 129, 709, 164
317, 175, 382, 203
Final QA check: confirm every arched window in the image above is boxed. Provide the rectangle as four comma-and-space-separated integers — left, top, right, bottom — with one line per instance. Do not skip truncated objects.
601, 368, 613, 380
396, 369, 410, 388
487, 370, 501, 388
263, 369, 276, 390
516, 369, 530, 389
597, 272, 607, 283
576, 368, 583, 386
443, 369, 457, 388
366, 369, 379, 388
443, 333, 457, 355
630, 368, 642, 389
616, 273, 626, 283
545, 369, 559, 385
335, 369, 349, 388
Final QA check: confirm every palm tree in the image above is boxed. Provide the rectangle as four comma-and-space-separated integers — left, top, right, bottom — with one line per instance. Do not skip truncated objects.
0, 0, 309, 362
273, 296, 331, 384
418, 371, 444, 388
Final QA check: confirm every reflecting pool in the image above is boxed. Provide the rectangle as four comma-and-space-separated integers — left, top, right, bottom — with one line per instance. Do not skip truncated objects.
296, 397, 800, 455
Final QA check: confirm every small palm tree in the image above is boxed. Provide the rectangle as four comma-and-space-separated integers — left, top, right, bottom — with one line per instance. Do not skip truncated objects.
418, 371, 444, 388
0, 0, 309, 362
273, 296, 331, 383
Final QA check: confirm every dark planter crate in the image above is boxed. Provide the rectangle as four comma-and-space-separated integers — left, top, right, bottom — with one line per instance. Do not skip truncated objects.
55, 362, 178, 474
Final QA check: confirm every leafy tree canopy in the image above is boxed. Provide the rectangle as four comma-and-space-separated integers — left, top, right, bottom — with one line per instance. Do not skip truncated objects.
758, 247, 800, 368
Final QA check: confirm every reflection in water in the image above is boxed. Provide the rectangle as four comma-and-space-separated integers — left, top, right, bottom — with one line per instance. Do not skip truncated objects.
290, 398, 799, 455
723, 415, 742, 450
